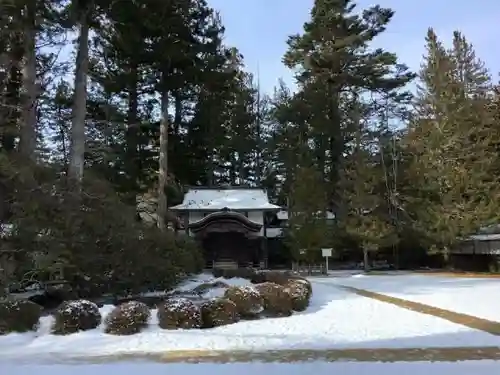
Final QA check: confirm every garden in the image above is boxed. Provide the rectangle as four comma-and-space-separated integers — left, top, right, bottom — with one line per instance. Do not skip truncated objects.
0, 270, 312, 337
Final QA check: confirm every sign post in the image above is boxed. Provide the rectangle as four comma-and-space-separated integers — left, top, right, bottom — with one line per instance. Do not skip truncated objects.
321, 248, 332, 274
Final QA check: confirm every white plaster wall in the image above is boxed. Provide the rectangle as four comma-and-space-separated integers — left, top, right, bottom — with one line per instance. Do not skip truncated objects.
189, 212, 203, 224
247, 211, 263, 224
266, 228, 284, 238
248, 211, 264, 235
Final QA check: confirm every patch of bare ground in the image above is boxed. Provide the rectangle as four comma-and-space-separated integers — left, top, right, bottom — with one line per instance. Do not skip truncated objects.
340, 285, 500, 335
362, 270, 500, 278
53, 347, 500, 364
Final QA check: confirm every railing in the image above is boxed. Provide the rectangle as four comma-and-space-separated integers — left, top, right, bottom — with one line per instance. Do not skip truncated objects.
208, 260, 238, 270
291, 263, 326, 275
204, 260, 267, 270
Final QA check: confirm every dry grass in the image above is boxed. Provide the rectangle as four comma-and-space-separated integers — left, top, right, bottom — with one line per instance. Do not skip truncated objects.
414, 271, 500, 278
55, 347, 500, 364
365, 270, 500, 278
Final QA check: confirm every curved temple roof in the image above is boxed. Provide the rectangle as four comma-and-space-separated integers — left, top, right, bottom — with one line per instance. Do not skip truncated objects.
170, 187, 281, 211
188, 210, 262, 234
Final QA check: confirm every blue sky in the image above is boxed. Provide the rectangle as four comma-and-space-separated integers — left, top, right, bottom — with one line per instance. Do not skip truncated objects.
208, 0, 500, 94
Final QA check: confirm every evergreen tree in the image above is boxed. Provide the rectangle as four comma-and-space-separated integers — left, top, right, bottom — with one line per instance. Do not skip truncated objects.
283, 0, 414, 201
286, 164, 331, 264
403, 28, 500, 251
277, 0, 414, 259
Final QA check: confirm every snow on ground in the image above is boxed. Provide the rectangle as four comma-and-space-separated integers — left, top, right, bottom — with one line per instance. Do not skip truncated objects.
1, 273, 500, 362
329, 273, 500, 322
1, 361, 499, 375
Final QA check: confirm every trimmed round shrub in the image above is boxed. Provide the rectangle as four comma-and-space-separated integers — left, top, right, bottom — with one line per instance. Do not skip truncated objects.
157, 298, 201, 329
249, 271, 267, 284
0, 299, 42, 334
224, 286, 263, 318
285, 281, 310, 312
201, 298, 239, 328
52, 299, 102, 335
289, 277, 312, 299
222, 268, 256, 280
251, 271, 289, 285
104, 301, 150, 335
254, 282, 293, 317
266, 271, 293, 285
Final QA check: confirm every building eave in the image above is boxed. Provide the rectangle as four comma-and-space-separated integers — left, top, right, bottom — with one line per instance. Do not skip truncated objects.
188, 211, 262, 233
170, 205, 281, 212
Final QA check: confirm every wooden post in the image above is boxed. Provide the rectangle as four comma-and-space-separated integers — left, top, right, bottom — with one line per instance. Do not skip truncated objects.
265, 237, 269, 269
183, 212, 189, 235
262, 210, 268, 269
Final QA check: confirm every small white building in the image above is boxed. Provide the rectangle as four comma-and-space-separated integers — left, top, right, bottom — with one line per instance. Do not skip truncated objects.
170, 187, 281, 268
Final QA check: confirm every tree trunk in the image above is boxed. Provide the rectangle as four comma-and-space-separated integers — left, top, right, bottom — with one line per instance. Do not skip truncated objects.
2, 39, 23, 152
173, 92, 182, 138
238, 152, 245, 184
125, 63, 139, 204
171, 91, 182, 179
255, 85, 262, 184
69, 11, 90, 186
363, 247, 370, 272
19, 2, 37, 160
157, 90, 169, 230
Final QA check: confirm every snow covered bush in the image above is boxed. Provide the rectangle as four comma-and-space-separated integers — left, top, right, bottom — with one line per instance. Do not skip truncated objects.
201, 298, 239, 328
254, 282, 293, 317
212, 268, 256, 279
251, 271, 290, 285
157, 298, 201, 329
0, 299, 42, 334
249, 271, 267, 284
104, 301, 150, 335
222, 268, 256, 279
224, 286, 263, 318
52, 300, 102, 335
289, 277, 312, 299
284, 281, 310, 312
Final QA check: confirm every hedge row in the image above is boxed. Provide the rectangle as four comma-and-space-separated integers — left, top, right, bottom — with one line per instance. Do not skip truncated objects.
0, 275, 312, 335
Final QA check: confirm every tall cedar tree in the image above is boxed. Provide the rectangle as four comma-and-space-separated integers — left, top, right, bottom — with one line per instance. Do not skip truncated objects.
281, 0, 413, 260
338, 98, 398, 270
286, 165, 332, 263
404, 28, 500, 251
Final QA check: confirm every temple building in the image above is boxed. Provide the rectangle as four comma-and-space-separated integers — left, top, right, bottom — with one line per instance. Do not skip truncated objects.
170, 187, 282, 269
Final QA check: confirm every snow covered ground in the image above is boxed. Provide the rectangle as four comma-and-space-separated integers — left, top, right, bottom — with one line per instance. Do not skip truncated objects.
1, 273, 500, 362
1, 272, 500, 373
1, 361, 499, 375
332, 273, 500, 322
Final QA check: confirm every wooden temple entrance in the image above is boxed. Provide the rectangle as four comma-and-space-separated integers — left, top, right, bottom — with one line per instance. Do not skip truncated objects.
189, 210, 265, 269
